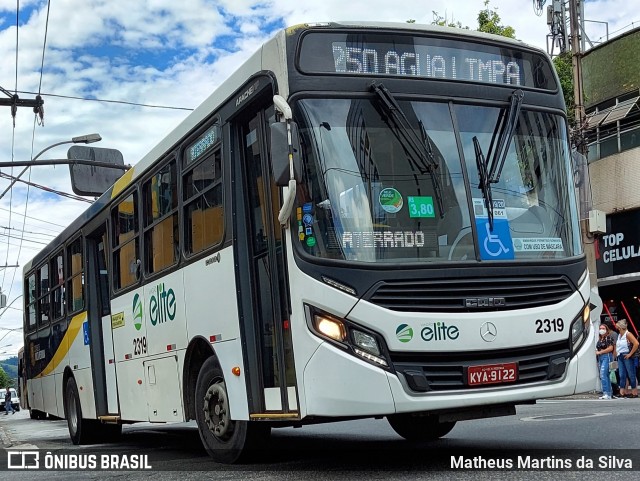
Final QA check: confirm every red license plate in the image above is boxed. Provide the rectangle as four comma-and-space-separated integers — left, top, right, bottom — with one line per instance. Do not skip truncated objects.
467, 362, 518, 386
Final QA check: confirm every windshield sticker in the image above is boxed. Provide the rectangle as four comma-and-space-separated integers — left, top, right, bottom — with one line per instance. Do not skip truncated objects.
407, 196, 436, 218
476, 217, 514, 260
342, 230, 426, 248
472, 198, 507, 219
379, 188, 403, 214
306, 236, 317, 247
513, 238, 564, 252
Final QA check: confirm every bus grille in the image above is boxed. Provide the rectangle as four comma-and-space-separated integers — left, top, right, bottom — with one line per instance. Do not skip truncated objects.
366, 275, 574, 312
391, 341, 571, 392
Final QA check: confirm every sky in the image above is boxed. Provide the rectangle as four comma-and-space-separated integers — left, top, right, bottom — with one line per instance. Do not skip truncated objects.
0, 0, 635, 359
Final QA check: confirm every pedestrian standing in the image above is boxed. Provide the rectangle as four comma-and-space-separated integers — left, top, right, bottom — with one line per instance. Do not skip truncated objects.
615, 319, 639, 398
596, 323, 615, 399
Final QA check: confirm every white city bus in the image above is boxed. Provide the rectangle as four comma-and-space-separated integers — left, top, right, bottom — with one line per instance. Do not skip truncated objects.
22, 22, 596, 463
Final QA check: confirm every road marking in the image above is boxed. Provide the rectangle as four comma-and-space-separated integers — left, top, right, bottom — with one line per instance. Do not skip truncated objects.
521, 412, 611, 422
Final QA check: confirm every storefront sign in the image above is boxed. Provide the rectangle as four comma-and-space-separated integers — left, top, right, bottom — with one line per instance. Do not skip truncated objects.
595, 209, 640, 279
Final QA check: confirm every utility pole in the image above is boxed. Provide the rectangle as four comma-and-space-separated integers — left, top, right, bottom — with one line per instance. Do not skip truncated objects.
0, 87, 44, 125
568, 0, 587, 154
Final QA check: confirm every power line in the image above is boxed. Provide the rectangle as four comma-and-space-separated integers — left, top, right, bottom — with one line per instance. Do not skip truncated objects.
14, 89, 193, 111
0, 206, 66, 230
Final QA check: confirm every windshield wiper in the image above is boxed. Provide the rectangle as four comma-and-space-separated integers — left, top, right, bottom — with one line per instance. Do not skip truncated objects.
370, 82, 444, 218
473, 136, 494, 230
473, 89, 524, 231
487, 89, 524, 183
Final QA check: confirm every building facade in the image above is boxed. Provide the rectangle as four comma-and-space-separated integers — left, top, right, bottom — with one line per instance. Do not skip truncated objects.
584, 27, 640, 328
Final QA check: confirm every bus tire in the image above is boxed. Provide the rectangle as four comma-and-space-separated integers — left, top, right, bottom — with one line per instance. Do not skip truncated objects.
387, 414, 456, 441
195, 356, 270, 463
64, 376, 94, 445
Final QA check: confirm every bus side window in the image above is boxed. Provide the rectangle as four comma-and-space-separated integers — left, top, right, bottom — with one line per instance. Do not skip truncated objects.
143, 159, 178, 274
112, 192, 140, 290
25, 273, 37, 331
183, 149, 223, 255
50, 252, 65, 321
67, 238, 84, 313
37, 263, 50, 326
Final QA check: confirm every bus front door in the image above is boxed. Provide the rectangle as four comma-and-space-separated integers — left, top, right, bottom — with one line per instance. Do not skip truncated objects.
234, 99, 298, 418
85, 225, 119, 416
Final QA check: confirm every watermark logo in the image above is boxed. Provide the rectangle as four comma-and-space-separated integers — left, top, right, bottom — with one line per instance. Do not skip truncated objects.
396, 324, 414, 343
132, 294, 143, 331
8, 451, 39, 469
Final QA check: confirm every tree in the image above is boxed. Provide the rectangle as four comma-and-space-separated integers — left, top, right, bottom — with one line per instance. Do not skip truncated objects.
477, 0, 516, 39
553, 52, 575, 125
430, 1, 514, 38
0, 366, 12, 389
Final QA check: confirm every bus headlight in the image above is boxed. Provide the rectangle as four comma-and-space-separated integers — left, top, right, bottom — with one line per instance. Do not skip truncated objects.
352, 330, 381, 356
313, 313, 347, 342
307, 305, 391, 369
570, 304, 591, 353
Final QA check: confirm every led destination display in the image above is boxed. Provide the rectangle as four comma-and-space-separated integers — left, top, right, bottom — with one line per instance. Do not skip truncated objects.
298, 32, 557, 90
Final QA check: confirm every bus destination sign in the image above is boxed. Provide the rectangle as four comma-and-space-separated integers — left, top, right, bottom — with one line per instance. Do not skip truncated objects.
298, 32, 556, 90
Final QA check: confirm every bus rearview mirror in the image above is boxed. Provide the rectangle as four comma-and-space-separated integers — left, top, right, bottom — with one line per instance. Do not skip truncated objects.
270, 121, 302, 186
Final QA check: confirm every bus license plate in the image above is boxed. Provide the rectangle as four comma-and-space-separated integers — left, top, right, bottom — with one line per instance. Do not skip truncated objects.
467, 362, 517, 386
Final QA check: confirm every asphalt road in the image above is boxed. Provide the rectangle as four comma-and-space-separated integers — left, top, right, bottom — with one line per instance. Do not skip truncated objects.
1, 394, 639, 480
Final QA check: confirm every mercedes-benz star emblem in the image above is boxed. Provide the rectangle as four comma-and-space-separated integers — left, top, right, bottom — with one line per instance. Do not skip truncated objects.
480, 321, 498, 342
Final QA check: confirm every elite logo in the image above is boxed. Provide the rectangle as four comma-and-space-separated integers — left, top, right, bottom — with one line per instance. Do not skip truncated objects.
132, 294, 143, 331
396, 324, 414, 343
420, 321, 460, 341
149, 283, 176, 326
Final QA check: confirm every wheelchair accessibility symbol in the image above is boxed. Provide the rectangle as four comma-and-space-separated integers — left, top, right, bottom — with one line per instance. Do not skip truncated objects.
476, 218, 514, 260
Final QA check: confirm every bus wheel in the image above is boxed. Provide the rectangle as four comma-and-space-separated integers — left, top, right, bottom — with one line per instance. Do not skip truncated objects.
64, 377, 93, 445
387, 414, 456, 441
195, 357, 269, 463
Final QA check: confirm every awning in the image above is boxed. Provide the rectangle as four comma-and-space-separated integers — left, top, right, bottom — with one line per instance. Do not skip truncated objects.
601, 96, 639, 125
585, 97, 639, 129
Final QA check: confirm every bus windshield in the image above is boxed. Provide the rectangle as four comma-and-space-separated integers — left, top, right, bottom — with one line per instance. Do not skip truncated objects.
293, 97, 582, 263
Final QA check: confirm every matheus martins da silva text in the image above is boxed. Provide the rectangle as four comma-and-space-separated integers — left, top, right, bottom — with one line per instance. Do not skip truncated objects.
451, 455, 633, 469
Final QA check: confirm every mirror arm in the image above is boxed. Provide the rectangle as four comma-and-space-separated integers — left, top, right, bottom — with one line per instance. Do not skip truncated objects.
274, 95, 297, 226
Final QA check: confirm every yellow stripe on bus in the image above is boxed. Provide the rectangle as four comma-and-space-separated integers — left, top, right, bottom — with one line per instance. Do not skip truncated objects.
111, 167, 134, 199
36, 312, 87, 378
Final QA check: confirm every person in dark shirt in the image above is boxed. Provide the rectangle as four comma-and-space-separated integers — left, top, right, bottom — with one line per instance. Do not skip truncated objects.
4, 386, 14, 415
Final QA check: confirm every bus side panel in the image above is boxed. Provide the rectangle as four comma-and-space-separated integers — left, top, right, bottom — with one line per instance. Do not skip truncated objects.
184, 246, 247, 418
115, 359, 147, 421
143, 270, 187, 358
54, 373, 65, 418
41, 374, 58, 417
67, 313, 91, 372
27, 378, 44, 413
184, 246, 241, 344
143, 353, 185, 422
73, 367, 97, 419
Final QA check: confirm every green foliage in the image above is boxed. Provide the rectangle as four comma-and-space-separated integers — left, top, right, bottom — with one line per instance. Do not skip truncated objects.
431, 1, 514, 38
477, 0, 515, 38
0, 366, 12, 389
0, 356, 18, 385
553, 52, 575, 125
431, 11, 468, 29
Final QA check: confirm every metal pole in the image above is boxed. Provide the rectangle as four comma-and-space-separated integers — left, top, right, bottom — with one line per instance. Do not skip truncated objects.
0, 134, 101, 201
569, 0, 587, 154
